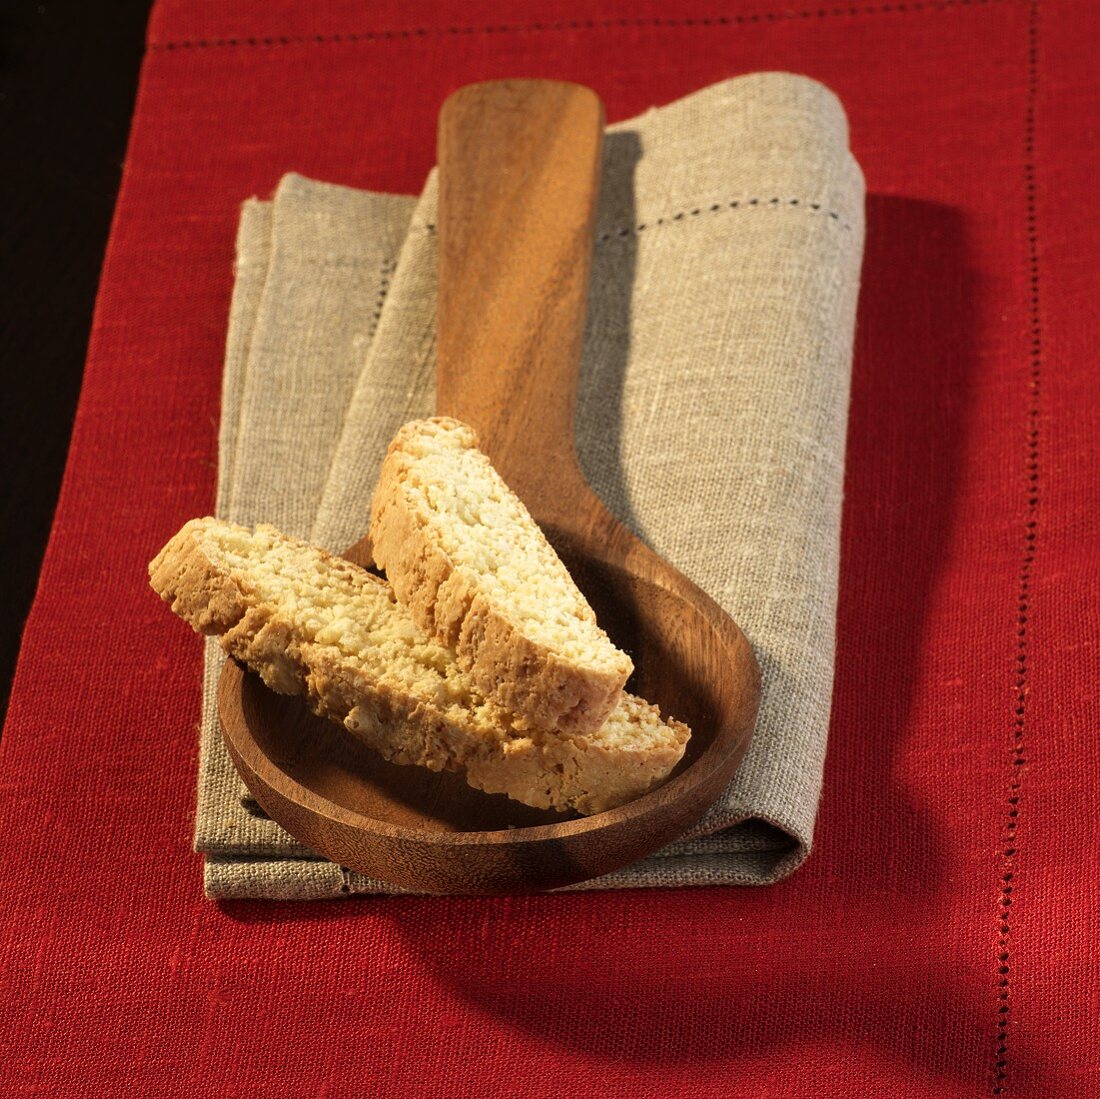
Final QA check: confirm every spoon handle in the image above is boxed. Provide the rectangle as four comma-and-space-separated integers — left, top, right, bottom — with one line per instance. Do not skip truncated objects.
436, 79, 604, 497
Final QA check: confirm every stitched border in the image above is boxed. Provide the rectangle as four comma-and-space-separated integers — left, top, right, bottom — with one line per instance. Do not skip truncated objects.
368, 256, 397, 340
992, 0, 1040, 1093
285, 257, 389, 269
595, 196, 853, 238
148, 0, 1012, 51
418, 196, 852, 238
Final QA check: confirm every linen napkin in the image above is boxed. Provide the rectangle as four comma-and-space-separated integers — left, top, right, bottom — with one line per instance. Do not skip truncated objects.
196, 72, 865, 900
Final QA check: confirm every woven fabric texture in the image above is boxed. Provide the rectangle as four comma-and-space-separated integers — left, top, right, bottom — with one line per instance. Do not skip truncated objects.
196, 176, 415, 858
198, 73, 865, 897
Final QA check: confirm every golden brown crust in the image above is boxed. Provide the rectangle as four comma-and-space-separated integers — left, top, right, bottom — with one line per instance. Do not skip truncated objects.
149, 518, 686, 815
148, 521, 249, 636
370, 418, 631, 736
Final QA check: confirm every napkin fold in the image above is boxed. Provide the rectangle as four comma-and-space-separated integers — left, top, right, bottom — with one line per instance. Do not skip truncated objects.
196, 72, 865, 900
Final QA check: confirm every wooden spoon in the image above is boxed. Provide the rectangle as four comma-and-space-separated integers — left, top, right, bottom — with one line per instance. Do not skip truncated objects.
218, 79, 760, 895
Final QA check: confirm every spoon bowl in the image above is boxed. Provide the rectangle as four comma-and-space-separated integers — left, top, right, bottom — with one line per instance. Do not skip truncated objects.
219, 526, 759, 894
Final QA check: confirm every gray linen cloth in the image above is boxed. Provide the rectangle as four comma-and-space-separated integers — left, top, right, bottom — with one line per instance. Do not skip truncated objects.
195, 72, 865, 900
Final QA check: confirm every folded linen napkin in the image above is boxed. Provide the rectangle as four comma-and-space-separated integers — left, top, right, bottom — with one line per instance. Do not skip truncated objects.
196, 72, 865, 900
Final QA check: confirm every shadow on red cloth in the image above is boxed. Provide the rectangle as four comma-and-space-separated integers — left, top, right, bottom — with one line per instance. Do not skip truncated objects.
219, 198, 1056, 1092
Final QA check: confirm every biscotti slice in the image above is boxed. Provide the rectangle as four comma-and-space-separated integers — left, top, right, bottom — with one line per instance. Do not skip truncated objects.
149, 518, 689, 815
370, 417, 633, 737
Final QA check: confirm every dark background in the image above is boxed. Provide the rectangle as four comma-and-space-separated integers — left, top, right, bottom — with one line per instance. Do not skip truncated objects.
1, 2, 152, 726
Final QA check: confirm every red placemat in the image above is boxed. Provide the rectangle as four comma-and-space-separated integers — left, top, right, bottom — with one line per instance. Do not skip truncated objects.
2, 1, 1097, 1095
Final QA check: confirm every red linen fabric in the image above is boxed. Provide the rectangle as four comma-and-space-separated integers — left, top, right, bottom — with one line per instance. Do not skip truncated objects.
2, 1, 1097, 1095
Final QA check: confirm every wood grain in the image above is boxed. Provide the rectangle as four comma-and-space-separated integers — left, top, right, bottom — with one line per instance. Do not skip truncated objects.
217, 80, 761, 894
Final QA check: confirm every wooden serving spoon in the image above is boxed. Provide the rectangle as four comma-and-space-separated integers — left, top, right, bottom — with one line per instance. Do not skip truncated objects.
218, 80, 760, 895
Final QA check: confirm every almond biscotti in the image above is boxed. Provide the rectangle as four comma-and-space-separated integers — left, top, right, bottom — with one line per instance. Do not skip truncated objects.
370, 417, 633, 736
149, 518, 688, 815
